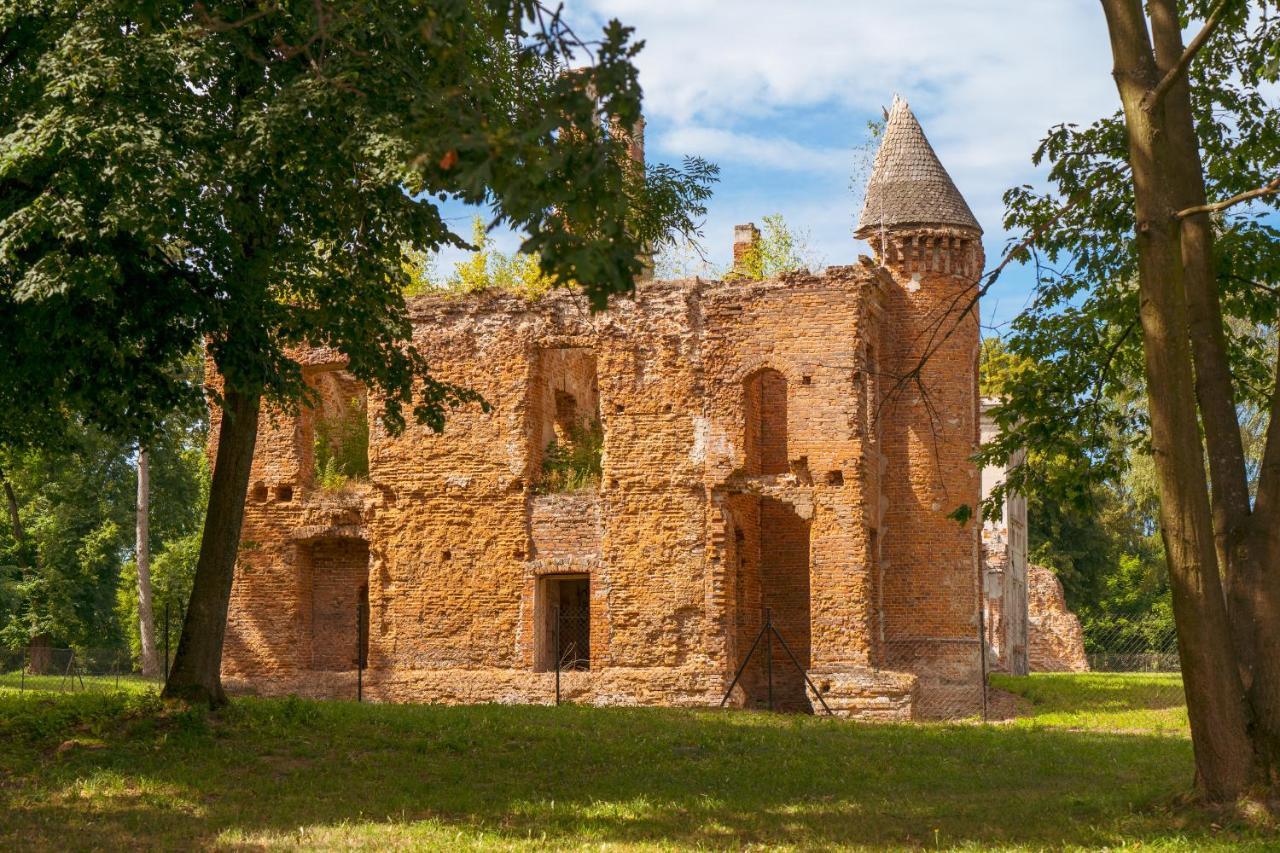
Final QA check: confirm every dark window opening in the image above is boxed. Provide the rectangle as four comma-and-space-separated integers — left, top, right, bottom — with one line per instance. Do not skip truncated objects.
537, 575, 591, 671
298, 538, 370, 672
303, 369, 369, 494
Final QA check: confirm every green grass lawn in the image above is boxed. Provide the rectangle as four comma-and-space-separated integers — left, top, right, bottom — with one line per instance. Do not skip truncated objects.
0, 675, 1272, 851
993, 671, 1190, 735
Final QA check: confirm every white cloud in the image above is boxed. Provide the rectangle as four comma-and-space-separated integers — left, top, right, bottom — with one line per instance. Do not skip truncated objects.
563, 0, 1122, 325
658, 126, 850, 175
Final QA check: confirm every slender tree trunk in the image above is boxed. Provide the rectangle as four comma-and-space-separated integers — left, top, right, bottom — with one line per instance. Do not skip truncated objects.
0, 464, 50, 673
0, 464, 23, 550
1149, 0, 1280, 781
161, 387, 260, 707
1100, 0, 1255, 801
136, 447, 160, 678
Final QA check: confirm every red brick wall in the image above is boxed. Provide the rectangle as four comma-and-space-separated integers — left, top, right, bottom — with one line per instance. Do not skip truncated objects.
301, 538, 369, 671
219, 262, 967, 716
759, 497, 811, 710
876, 230, 984, 705
744, 369, 789, 475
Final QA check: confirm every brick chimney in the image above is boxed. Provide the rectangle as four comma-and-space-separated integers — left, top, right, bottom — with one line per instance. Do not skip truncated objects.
611, 113, 645, 168
733, 223, 760, 272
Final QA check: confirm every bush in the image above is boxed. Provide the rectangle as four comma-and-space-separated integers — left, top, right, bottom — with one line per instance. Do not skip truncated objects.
538, 420, 603, 493
314, 396, 368, 491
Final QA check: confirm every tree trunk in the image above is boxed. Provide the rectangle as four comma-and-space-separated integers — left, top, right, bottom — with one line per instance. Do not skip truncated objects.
161, 387, 260, 707
136, 447, 160, 678
0, 464, 23, 549
1149, 0, 1280, 782
1248, 339, 1280, 781
1100, 0, 1255, 800
0, 464, 50, 674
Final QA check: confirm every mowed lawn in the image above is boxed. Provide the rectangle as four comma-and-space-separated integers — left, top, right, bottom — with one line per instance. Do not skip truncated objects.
0, 673, 1273, 851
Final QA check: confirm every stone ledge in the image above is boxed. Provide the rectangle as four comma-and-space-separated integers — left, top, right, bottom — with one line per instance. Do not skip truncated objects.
804, 666, 918, 721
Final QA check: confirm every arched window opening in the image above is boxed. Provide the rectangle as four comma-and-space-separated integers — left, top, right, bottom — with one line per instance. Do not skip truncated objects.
743, 368, 788, 475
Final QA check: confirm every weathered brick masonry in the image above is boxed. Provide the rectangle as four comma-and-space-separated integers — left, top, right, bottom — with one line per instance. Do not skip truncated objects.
218, 97, 993, 718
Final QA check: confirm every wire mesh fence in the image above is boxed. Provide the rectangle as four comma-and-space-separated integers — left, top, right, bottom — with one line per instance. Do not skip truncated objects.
0, 646, 165, 695
1083, 621, 1180, 673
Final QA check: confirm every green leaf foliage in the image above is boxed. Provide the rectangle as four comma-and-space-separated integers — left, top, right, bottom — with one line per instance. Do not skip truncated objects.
313, 395, 369, 492
982, 4, 1279, 642
724, 214, 818, 280
0, 1, 719, 448
987, 1, 1279, 526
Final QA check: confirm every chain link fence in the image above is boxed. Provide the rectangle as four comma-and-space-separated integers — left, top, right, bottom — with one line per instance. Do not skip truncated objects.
1083, 620, 1180, 672
0, 646, 166, 695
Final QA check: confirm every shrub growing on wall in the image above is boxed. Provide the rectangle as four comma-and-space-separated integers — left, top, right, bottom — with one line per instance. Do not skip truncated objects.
314, 398, 369, 492
539, 419, 603, 493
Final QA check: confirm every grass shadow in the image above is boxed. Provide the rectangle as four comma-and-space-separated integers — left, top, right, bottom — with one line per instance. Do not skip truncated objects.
1, 691, 1270, 850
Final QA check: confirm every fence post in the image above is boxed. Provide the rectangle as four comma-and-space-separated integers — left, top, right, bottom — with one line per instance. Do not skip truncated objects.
356, 600, 364, 702
554, 604, 561, 706
764, 607, 773, 712
977, 554, 989, 723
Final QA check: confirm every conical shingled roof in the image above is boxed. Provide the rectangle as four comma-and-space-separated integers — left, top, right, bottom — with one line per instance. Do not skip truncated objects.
856, 96, 980, 236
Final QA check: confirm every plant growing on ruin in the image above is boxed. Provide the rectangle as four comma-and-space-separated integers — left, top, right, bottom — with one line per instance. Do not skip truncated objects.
538, 420, 604, 494
0, 1, 717, 706
724, 214, 819, 280
406, 218, 557, 299
313, 397, 369, 492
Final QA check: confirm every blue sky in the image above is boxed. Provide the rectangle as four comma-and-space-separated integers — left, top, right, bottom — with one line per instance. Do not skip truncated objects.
442, 1, 1124, 335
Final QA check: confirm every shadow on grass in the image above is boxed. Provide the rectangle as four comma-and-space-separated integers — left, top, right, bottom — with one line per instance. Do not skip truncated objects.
0, 693, 1265, 850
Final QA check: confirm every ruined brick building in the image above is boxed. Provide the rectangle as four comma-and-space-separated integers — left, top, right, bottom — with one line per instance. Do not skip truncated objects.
219, 97, 1002, 718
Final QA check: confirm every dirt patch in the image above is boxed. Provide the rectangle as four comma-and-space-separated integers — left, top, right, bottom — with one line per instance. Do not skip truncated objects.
985, 686, 1032, 722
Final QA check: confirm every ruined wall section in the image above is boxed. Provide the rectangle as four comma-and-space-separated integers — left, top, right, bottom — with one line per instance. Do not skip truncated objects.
222, 265, 920, 713
217, 350, 378, 684
1027, 564, 1089, 672
699, 263, 893, 712
876, 230, 985, 714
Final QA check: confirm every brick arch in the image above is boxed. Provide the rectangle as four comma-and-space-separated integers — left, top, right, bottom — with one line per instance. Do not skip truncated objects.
743, 367, 790, 476
729, 358, 803, 387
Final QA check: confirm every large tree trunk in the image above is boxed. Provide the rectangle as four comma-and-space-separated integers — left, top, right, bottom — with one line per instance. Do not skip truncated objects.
1100, 0, 1255, 801
161, 387, 260, 707
1248, 341, 1280, 781
1149, 0, 1280, 782
136, 447, 160, 678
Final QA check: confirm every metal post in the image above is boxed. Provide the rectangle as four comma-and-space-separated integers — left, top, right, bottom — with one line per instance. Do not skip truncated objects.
977, 566, 989, 723
718, 619, 768, 708
554, 605, 561, 706
765, 607, 773, 712
771, 623, 834, 716
356, 600, 364, 702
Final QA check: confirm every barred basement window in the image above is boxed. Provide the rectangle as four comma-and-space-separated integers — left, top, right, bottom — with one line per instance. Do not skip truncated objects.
535, 575, 590, 671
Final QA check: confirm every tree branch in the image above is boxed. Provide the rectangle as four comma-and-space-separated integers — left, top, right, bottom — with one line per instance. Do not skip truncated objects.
1176, 176, 1280, 218
1142, 0, 1237, 112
